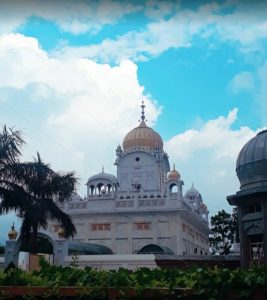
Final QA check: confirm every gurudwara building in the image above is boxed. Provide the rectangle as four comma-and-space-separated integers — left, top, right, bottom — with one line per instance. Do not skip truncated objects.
48, 103, 210, 256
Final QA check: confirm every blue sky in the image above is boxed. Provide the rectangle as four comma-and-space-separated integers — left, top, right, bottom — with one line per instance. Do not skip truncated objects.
0, 0, 267, 242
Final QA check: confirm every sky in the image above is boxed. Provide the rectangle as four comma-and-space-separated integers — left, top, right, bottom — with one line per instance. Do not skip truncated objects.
0, 0, 267, 242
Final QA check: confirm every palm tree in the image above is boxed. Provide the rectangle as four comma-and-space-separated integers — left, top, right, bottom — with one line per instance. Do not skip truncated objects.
0, 126, 77, 254
0, 126, 27, 216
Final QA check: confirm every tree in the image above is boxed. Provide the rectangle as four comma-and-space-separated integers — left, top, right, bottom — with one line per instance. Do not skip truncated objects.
0, 126, 28, 218
0, 126, 77, 254
209, 209, 239, 255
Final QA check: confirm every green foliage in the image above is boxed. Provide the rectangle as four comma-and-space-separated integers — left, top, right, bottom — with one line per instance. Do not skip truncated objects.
0, 266, 48, 286
0, 261, 267, 299
209, 208, 239, 255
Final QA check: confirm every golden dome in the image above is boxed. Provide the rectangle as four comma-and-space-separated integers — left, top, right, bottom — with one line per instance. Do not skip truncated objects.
58, 227, 65, 238
123, 120, 163, 150
8, 223, 18, 240
168, 164, 180, 181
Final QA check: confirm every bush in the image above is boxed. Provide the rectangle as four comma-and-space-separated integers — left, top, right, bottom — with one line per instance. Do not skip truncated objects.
0, 258, 266, 299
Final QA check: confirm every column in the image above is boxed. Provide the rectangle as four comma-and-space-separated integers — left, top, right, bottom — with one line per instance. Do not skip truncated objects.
4, 240, 20, 268
262, 199, 267, 266
238, 205, 249, 268
54, 239, 68, 266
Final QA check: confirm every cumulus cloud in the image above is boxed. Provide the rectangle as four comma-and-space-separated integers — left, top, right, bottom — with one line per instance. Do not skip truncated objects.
165, 109, 258, 214
0, 33, 161, 195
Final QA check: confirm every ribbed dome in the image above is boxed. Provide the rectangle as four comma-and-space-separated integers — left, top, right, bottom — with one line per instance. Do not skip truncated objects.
123, 120, 163, 150
236, 129, 267, 190
87, 172, 117, 184
168, 165, 180, 181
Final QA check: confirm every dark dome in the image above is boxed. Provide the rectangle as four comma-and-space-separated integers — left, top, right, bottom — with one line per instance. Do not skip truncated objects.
236, 129, 267, 190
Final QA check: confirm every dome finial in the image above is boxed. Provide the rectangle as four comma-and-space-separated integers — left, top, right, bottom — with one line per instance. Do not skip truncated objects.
173, 163, 176, 170
102, 166, 104, 173
8, 222, 18, 240
141, 100, 145, 122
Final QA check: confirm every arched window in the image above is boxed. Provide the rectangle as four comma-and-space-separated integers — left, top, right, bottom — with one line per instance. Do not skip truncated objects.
170, 183, 178, 193
107, 184, 112, 193
89, 185, 95, 195
97, 183, 104, 195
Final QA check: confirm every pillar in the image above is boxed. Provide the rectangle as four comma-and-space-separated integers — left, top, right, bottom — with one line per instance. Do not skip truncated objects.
54, 239, 68, 266
4, 240, 20, 268
262, 200, 267, 266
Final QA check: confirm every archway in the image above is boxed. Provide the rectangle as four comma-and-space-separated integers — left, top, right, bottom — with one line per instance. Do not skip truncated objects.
137, 244, 173, 255
68, 242, 113, 255
19, 233, 55, 270
170, 183, 178, 193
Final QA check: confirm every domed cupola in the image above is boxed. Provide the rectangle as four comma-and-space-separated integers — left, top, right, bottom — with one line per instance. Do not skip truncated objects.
168, 164, 180, 181
236, 129, 267, 191
185, 183, 201, 198
87, 171, 117, 184
122, 102, 163, 151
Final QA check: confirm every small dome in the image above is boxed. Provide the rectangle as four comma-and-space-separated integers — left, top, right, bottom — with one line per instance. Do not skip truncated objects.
185, 183, 200, 197
123, 120, 163, 151
236, 129, 267, 190
87, 171, 117, 184
58, 227, 65, 238
8, 223, 18, 240
168, 164, 180, 181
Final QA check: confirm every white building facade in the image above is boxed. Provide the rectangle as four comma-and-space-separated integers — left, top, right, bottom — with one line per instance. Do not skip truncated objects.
48, 103, 210, 256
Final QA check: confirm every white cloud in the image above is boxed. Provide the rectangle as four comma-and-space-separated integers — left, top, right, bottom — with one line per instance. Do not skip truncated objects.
1, 1, 267, 64
164, 109, 259, 215
0, 33, 161, 195
230, 71, 254, 93
0, 0, 141, 35
56, 9, 202, 63
56, 1, 267, 63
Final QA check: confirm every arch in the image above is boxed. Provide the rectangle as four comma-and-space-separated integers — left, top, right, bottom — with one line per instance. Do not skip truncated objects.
137, 244, 174, 255
107, 184, 112, 193
96, 183, 104, 195
245, 224, 263, 235
89, 185, 95, 195
20, 232, 55, 254
5, 232, 55, 268
170, 183, 178, 193
68, 242, 113, 255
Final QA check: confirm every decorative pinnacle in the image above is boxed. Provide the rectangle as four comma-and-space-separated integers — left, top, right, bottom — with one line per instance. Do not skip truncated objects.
173, 163, 176, 170
102, 166, 104, 173
141, 100, 145, 121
